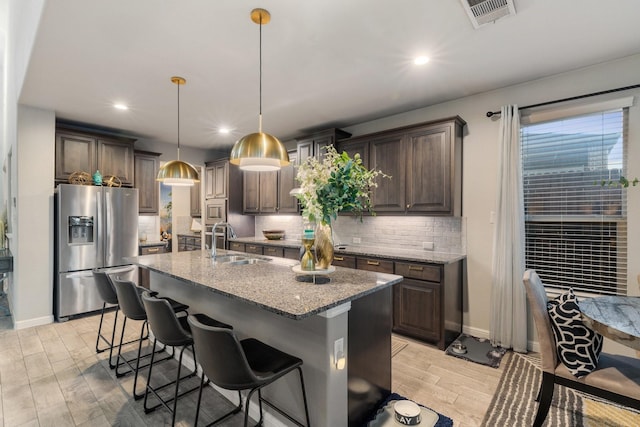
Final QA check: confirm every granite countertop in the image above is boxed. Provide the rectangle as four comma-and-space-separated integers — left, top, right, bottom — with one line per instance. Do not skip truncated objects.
131, 250, 402, 320
230, 237, 466, 264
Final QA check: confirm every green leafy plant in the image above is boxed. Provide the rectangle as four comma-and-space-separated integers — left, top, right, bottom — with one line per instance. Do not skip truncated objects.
295, 146, 390, 225
596, 176, 639, 188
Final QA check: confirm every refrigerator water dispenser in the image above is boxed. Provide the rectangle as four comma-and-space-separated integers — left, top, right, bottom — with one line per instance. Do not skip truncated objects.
68, 216, 94, 244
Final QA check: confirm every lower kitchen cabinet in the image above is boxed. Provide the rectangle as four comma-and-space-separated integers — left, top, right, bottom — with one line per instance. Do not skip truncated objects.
138, 243, 168, 288
393, 260, 462, 350
177, 235, 201, 252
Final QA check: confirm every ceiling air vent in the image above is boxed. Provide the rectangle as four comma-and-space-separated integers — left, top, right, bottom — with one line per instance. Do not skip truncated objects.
460, 0, 516, 29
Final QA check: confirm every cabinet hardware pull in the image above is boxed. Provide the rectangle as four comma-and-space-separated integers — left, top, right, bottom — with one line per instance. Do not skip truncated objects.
408, 266, 423, 271
406, 204, 411, 209
367, 260, 380, 266
334, 256, 344, 261
147, 248, 159, 253
248, 245, 257, 249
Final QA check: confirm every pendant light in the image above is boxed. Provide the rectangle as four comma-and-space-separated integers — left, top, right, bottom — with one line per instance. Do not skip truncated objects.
230, 8, 289, 172
156, 76, 200, 186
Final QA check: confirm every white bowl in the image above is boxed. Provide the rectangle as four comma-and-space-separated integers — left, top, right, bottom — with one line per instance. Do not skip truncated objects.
394, 400, 422, 425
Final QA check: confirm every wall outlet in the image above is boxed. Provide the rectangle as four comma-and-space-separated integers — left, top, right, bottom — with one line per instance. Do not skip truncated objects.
423, 241, 434, 250
353, 237, 361, 244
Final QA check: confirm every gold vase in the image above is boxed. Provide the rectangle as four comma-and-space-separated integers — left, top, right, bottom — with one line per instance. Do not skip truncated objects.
315, 223, 334, 269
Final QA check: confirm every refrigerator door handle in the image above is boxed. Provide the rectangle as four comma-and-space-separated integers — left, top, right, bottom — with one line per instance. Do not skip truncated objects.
63, 270, 95, 279
96, 190, 104, 264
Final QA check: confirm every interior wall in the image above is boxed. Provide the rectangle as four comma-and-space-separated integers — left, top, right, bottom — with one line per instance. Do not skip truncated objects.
344, 53, 640, 352
15, 104, 54, 326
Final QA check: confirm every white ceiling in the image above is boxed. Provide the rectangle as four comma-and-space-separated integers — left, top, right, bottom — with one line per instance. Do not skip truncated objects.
19, 0, 640, 150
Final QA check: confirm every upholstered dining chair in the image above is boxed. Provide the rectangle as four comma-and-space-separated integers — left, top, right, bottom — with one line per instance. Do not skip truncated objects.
523, 269, 640, 427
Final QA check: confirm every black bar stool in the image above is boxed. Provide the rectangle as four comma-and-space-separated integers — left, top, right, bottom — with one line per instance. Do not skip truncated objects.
187, 314, 311, 427
141, 292, 233, 426
93, 269, 157, 369
112, 277, 189, 400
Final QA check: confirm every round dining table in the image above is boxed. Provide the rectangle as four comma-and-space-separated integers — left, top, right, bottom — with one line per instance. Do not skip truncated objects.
579, 296, 640, 351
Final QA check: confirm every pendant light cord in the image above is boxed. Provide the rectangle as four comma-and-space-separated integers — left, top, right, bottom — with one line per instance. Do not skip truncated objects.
258, 13, 263, 133
177, 81, 181, 160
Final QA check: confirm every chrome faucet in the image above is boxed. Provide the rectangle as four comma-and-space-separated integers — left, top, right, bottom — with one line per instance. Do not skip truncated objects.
211, 222, 237, 259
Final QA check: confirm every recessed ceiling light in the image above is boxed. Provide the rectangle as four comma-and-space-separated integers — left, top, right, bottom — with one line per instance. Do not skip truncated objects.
414, 56, 430, 66
113, 103, 129, 110
219, 128, 231, 134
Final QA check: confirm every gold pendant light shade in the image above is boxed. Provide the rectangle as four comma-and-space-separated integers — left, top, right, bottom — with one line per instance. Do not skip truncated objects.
230, 132, 289, 171
230, 8, 289, 171
157, 76, 200, 186
156, 159, 200, 185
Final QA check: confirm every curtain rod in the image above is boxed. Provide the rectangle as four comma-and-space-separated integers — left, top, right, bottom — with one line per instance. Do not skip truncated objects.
486, 83, 640, 118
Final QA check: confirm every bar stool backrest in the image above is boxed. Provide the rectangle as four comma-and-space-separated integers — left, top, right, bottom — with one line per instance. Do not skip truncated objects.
93, 269, 118, 305
141, 292, 191, 347
188, 315, 257, 390
112, 278, 147, 321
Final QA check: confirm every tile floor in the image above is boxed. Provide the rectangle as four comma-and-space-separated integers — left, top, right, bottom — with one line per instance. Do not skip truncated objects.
0, 306, 504, 427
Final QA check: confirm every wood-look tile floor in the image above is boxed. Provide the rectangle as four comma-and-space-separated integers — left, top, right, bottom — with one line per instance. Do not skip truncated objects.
0, 311, 506, 426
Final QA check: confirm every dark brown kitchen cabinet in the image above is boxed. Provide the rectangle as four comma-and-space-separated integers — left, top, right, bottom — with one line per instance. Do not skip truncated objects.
296, 128, 352, 163
134, 151, 160, 215
356, 256, 394, 274
205, 160, 228, 199
263, 246, 284, 258
190, 167, 202, 217
332, 254, 356, 269
138, 243, 168, 288
245, 244, 263, 255
55, 127, 135, 186
393, 260, 462, 350
338, 117, 465, 216
283, 247, 300, 260
242, 149, 298, 214
229, 242, 246, 252
177, 235, 201, 251
336, 139, 369, 169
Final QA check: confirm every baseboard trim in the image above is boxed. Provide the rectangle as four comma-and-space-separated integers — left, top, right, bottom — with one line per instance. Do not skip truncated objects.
14, 315, 54, 330
462, 325, 539, 352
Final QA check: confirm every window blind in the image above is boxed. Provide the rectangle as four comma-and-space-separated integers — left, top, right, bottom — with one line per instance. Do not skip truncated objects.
521, 108, 628, 296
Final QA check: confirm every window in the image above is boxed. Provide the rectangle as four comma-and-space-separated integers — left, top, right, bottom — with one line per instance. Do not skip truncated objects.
521, 108, 627, 296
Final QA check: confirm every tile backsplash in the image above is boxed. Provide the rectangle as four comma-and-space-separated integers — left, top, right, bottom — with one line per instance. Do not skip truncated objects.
255, 215, 466, 254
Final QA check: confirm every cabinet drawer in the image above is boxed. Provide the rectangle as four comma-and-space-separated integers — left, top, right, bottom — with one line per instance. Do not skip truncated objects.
356, 257, 394, 274
139, 245, 166, 255
284, 247, 300, 260
263, 246, 284, 258
229, 242, 246, 252
332, 254, 356, 269
395, 262, 441, 282
245, 244, 263, 255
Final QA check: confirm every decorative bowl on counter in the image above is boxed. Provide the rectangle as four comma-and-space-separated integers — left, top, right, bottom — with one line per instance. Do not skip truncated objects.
262, 230, 285, 240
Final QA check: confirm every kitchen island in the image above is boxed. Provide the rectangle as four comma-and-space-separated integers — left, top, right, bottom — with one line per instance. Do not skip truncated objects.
131, 250, 403, 427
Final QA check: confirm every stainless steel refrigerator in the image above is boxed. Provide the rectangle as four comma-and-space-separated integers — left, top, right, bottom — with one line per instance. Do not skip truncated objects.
54, 184, 139, 321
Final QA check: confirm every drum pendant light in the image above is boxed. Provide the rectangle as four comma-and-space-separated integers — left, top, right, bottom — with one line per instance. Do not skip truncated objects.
156, 76, 200, 186
230, 8, 289, 172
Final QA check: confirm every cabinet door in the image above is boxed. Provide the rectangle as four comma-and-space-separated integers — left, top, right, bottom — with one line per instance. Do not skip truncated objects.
206, 161, 228, 199
55, 132, 96, 182
406, 124, 452, 214
263, 246, 284, 258
370, 133, 406, 212
259, 171, 278, 213
393, 278, 441, 343
314, 135, 335, 160
245, 244, 263, 255
297, 139, 314, 165
337, 139, 369, 169
229, 242, 246, 252
243, 171, 260, 213
190, 169, 202, 216
97, 138, 135, 186
134, 153, 159, 214
283, 247, 300, 260
278, 151, 299, 213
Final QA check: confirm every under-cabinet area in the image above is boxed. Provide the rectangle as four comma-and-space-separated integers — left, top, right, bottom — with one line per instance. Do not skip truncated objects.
229, 238, 463, 350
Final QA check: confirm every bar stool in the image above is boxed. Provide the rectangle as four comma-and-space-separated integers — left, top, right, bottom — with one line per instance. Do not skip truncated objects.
93, 269, 157, 369
141, 293, 232, 426
112, 277, 189, 400
187, 314, 311, 427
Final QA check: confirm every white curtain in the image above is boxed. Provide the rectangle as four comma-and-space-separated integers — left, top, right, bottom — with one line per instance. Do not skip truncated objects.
490, 105, 527, 352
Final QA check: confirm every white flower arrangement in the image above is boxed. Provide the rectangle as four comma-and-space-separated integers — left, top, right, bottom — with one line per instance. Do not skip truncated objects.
294, 145, 390, 225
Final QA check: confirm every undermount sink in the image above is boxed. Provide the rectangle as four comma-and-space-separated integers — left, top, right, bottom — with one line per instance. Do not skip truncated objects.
214, 255, 270, 265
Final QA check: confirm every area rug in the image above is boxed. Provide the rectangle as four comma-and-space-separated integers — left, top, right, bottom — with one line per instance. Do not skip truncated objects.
391, 337, 408, 357
445, 334, 507, 368
481, 353, 640, 426
364, 393, 453, 427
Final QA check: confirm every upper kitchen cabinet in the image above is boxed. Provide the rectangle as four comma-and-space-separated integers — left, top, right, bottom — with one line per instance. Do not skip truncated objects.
190, 166, 202, 217
342, 117, 465, 216
55, 127, 135, 186
205, 159, 228, 199
242, 149, 298, 214
296, 128, 352, 163
134, 151, 160, 215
